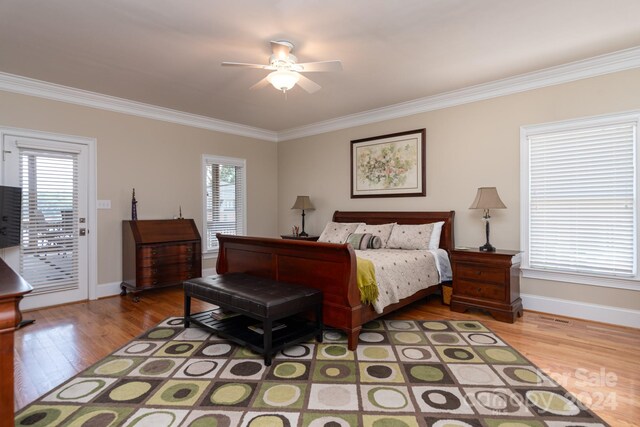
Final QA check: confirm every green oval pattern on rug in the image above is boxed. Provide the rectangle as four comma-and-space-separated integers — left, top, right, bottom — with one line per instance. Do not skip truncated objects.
246, 414, 290, 427
262, 384, 300, 406
210, 383, 252, 405
189, 414, 232, 427
147, 328, 176, 339
109, 381, 152, 402
363, 347, 390, 359
526, 390, 581, 415
94, 359, 135, 375
273, 362, 306, 379
410, 365, 444, 382
161, 383, 199, 402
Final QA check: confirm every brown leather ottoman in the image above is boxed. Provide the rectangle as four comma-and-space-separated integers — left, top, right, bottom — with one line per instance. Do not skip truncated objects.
184, 273, 323, 365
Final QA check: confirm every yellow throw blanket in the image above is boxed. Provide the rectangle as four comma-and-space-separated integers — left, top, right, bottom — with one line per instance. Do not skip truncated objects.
357, 257, 379, 305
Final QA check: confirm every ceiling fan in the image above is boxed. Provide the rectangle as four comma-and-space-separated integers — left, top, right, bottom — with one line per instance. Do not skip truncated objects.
222, 40, 342, 94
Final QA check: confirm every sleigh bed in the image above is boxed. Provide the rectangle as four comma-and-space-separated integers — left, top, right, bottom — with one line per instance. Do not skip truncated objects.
215, 210, 455, 350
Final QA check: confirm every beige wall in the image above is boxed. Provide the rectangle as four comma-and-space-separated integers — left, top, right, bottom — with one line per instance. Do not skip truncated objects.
278, 68, 640, 311
0, 90, 279, 285
2, 68, 639, 312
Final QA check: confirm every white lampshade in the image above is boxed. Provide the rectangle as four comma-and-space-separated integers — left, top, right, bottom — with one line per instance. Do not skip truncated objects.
267, 70, 300, 92
469, 187, 506, 210
291, 195, 314, 210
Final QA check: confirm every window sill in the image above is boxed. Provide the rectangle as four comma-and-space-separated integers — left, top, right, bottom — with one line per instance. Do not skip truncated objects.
203, 251, 218, 261
521, 267, 640, 291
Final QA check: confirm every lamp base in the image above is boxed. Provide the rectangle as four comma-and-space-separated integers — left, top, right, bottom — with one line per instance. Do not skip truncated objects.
299, 231, 309, 237
479, 243, 496, 252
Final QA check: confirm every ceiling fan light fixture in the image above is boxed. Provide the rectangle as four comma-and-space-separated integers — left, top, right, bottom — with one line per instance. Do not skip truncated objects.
267, 70, 300, 92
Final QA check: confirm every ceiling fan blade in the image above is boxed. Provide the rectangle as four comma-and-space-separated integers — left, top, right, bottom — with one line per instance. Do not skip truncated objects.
294, 60, 343, 73
296, 74, 321, 94
249, 76, 271, 90
270, 40, 293, 59
221, 62, 272, 70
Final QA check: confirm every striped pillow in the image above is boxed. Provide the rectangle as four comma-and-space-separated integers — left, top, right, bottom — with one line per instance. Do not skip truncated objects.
346, 233, 382, 250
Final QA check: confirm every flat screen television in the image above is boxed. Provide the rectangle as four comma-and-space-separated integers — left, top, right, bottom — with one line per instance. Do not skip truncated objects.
0, 185, 22, 249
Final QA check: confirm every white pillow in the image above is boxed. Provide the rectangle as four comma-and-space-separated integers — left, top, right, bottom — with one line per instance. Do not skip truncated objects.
354, 223, 396, 248
386, 223, 433, 250
318, 222, 362, 243
429, 221, 444, 249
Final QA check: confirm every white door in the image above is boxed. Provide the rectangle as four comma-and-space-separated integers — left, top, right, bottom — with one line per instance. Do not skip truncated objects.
2, 133, 89, 310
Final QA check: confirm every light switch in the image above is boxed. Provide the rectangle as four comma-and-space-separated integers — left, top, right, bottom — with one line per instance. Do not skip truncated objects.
97, 200, 111, 209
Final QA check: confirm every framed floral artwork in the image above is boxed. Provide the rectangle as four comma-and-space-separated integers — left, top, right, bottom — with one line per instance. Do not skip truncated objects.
351, 129, 426, 198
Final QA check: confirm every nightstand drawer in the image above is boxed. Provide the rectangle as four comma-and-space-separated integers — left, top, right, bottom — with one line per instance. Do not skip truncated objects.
455, 278, 504, 301
456, 263, 504, 285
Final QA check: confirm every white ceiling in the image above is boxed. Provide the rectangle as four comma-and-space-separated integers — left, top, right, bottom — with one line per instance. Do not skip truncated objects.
1, 0, 639, 132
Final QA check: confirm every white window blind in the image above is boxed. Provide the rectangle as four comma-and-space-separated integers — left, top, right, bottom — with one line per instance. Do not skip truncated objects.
527, 120, 636, 278
19, 147, 79, 291
203, 155, 246, 253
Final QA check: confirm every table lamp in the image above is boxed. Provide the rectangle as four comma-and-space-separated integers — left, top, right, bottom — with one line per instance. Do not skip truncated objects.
469, 187, 506, 252
291, 196, 315, 237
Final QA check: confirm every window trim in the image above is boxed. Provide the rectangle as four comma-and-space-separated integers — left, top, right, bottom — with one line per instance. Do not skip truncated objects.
201, 154, 247, 258
520, 110, 640, 291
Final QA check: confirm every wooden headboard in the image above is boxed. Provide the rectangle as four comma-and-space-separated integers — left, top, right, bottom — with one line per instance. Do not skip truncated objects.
332, 210, 455, 252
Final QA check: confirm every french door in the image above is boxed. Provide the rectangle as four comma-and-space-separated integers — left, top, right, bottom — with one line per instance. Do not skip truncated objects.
2, 131, 90, 310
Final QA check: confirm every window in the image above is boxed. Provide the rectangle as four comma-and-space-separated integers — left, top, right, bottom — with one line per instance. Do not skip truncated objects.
19, 146, 79, 291
202, 155, 246, 254
521, 111, 640, 289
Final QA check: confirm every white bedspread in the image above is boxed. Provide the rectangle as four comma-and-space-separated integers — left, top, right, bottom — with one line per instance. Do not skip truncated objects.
355, 248, 451, 314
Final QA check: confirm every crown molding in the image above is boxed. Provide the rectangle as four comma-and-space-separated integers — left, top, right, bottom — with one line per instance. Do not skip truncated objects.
1, 47, 639, 143
277, 46, 640, 141
0, 72, 278, 142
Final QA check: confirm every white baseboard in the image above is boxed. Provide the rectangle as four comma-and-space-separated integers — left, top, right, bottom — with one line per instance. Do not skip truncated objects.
96, 271, 219, 299
96, 281, 123, 298
521, 293, 640, 328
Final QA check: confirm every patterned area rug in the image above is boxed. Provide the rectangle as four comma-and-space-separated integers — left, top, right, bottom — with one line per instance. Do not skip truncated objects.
15, 317, 608, 426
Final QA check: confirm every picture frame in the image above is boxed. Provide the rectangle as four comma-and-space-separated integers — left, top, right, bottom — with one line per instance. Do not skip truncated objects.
351, 128, 426, 198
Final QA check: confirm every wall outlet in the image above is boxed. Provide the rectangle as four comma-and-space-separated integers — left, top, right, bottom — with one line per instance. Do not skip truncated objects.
97, 200, 111, 209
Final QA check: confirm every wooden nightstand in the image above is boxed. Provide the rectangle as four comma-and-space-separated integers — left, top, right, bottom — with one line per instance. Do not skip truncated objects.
450, 248, 523, 323
280, 235, 320, 241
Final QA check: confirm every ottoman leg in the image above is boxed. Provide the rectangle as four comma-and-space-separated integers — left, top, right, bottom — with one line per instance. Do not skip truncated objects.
315, 304, 324, 343
184, 294, 191, 328
263, 319, 272, 366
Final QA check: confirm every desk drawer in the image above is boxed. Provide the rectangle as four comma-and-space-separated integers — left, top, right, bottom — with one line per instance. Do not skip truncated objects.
138, 268, 197, 287
140, 243, 195, 259
456, 263, 504, 285
139, 254, 195, 267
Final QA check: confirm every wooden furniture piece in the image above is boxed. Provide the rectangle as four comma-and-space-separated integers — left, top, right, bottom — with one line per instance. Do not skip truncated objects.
217, 211, 455, 350
184, 273, 323, 366
280, 234, 319, 241
121, 219, 202, 301
0, 258, 32, 427
450, 248, 523, 323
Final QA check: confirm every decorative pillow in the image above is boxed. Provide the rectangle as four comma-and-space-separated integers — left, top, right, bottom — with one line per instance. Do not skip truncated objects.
368, 235, 382, 249
318, 222, 362, 243
354, 223, 396, 248
344, 233, 382, 250
386, 223, 434, 250
428, 221, 444, 249
346, 233, 373, 250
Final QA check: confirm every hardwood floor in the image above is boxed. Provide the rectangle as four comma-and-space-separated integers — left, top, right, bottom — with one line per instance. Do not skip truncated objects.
14, 287, 639, 426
